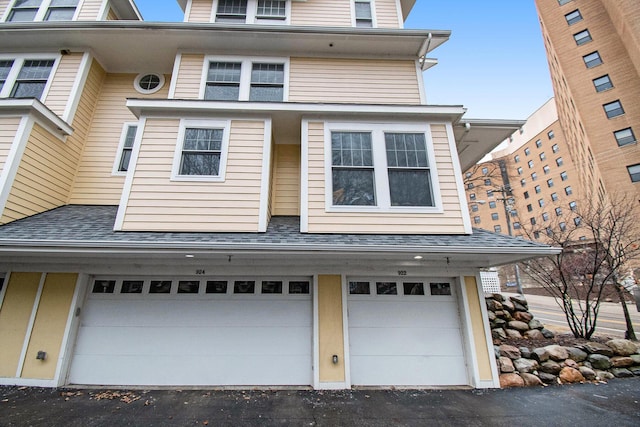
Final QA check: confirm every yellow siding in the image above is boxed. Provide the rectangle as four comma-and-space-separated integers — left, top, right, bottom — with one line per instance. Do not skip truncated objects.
465, 276, 494, 382
173, 54, 205, 99
69, 70, 169, 205
0, 117, 21, 173
306, 122, 466, 234
76, 0, 103, 20
22, 273, 77, 380
376, 0, 400, 28
0, 273, 41, 378
291, 0, 351, 27
187, 0, 212, 22
106, 8, 118, 20
44, 53, 83, 117
318, 275, 346, 383
121, 119, 266, 232
289, 58, 421, 104
0, 0, 10, 18
271, 144, 300, 215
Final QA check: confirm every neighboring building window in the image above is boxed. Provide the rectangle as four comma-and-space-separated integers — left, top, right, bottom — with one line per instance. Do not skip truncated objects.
535, 139, 542, 148
471, 204, 478, 212
560, 171, 568, 181
520, 178, 526, 187
533, 231, 540, 239
469, 193, 476, 200
494, 225, 501, 233
627, 164, 640, 183
573, 29, 592, 46
558, 0, 572, 5
513, 222, 521, 230
565, 9, 582, 25
528, 160, 534, 168
535, 185, 541, 194
547, 179, 554, 188
530, 217, 536, 225
474, 216, 481, 224
574, 217, 582, 226
524, 191, 530, 199
9, 59, 54, 99
482, 167, 488, 175
116, 124, 138, 173
487, 190, 494, 197
543, 165, 550, 174
517, 167, 523, 175
552, 144, 559, 153
542, 212, 549, 222
465, 171, 472, 179
353, 0, 373, 27
527, 204, 533, 212
467, 182, 474, 189
604, 100, 624, 119
514, 155, 520, 163
538, 199, 544, 207
614, 128, 636, 147
539, 152, 546, 160
565, 186, 573, 195
491, 213, 499, 221
556, 157, 564, 166
559, 222, 567, 231
489, 201, 496, 208
484, 178, 491, 186
555, 207, 563, 216
531, 172, 537, 181
551, 192, 558, 201
583, 51, 603, 68
547, 130, 555, 139
593, 75, 613, 92
524, 148, 531, 156
249, 63, 284, 101
204, 58, 287, 102
569, 201, 577, 211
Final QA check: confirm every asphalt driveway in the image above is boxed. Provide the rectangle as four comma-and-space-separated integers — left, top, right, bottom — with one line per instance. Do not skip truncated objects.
1, 379, 639, 426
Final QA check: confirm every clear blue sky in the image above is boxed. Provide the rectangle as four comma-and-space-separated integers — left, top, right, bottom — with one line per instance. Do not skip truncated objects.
133, 0, 553, 120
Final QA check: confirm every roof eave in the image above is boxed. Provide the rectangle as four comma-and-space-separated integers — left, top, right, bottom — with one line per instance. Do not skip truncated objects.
454, 119, 526, 170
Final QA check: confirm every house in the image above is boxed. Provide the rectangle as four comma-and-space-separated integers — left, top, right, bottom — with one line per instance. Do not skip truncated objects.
0, 0, 557, 389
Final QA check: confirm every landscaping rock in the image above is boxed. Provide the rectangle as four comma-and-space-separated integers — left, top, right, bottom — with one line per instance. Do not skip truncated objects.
492, 328, 507, 340
524, 329, 544, 340
610, 356, 634, 368
563, 359, 578, 369
499, 373, 525, 388
494, 345, 501, 358
595, 370, 614, 380
494, 318, 507, 328
540, 360, 562, 375
512, 301, 528, 312
508, 321, 530, 332
505, 329, 523, 339
502, 311, 513, 321
579, 342, 614, 357
521, 372, 544, 387
587, 354, 612, 370
501, 300, 515, 313
559, 367, 584, 384
631, 354, 640, 365
494, 311, 505, 318
513, 311, 533, 323
510, 294, 528, 308
499, 345, 521, 360
610, 368, 634, 378
499, 357, 515, 373
545, 345, 569, 361
606, 339, 637, 356
579, 366, 596, 380
532, 348, 550, 363
538, 372, 557, 384
565, 347, 588, 362
519, 347, 532, 359
486, 299, 503, 311
514, 358, 539, 374
629, 367, 640, 376
528, 319, 544, 330
541, 328, 555, 339
491, 293, 504, 302
487, 311, 496, 322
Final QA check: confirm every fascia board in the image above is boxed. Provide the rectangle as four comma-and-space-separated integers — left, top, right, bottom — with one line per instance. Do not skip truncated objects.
0, 99, 73, 137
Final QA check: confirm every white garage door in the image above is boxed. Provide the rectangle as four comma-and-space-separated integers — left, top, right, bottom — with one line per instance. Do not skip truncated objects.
69, 277, 312, 386
348, 278, 468, 386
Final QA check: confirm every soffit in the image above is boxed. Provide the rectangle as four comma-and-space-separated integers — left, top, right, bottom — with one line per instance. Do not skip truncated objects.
454, 119, 526, 171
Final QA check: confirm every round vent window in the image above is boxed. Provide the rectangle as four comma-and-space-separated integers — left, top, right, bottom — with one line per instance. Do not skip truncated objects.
134, 73, 165, 94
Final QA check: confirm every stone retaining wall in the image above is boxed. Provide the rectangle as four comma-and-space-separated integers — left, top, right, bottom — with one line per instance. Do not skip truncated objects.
486, 293, 640, 387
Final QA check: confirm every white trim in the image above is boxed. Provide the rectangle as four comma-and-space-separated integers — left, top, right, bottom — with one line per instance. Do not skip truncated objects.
111, 121, 139, 176
445, 122, 473, 234
395, 0, 403, 28
340, 273, 352, 389
97, 0, 109, 20
351, 0, 377, 28
0, 53, 61, 102
212, 0, 291, 25
168, 53, 182, 99
0, 98, 73, 139
133, 73, 166, 95
475, 273, 500, 388
169, 118, 232, 182
0, 378, 58, 387
62, 51, 92, 122
0, 116, 34, 217
0, 271, 10, 312
199, 55, 289, 102
15, 273, 46, 378
75, 0, 86, 19
258, 118, 273, 232
457, 275, 479, 387
415, 60, 426, 104
323, 121, 444, 214
183, 0, 193, 22
300, 119, 309, 233
312, 274, 319, 388
114, 116, 147, 231
55, 273, 87, 386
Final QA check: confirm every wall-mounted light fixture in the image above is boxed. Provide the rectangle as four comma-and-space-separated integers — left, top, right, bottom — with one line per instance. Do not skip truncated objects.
332, 355, 338, 364
36, 351, 47, 360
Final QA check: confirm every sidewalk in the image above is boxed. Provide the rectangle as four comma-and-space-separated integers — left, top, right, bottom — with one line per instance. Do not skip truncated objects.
1, 379, 639, 426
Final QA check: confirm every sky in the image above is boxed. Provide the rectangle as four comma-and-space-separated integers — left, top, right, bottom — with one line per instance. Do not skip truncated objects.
132, 0, 554, 120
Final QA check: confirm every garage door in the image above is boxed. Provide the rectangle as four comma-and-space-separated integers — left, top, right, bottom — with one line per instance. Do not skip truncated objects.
348, 278, 468, 386
69, 276, 312, 386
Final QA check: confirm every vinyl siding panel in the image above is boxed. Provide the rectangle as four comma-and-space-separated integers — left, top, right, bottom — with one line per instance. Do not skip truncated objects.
76, 0, 103, 20
271, 144, 300, 215
291, 0, 351, 27
305, 122, 466, 234
44, 53, 83, 117
376, 0, 401, 28
289, 58, 421, 104
69, 70, 170, 204
173, 54, 205, 99
106, 8, 117, 20
186, 0, 212, 22
121, 119, 266, 232
0, 117, 21, 173
0, 0, 10, 18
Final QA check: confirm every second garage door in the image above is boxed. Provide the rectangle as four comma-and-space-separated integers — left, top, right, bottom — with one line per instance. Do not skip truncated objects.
348, 278, 468, 386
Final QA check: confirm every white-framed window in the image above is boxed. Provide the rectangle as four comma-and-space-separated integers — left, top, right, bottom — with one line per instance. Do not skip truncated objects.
134, 73, 165, 95
0, 55, 57, 100
3, 0, 79, 22
202, 56, 288, 102
352, 0, 375, 28
324, 122, 440, 212
171, 119, 231, 182
213, 0, 290, 24
112, 123, 138, 175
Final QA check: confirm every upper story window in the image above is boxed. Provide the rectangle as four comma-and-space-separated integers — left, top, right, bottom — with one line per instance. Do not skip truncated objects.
171, 120, 231, 181
535, 139, 542, 148
215, 0, 289, 24
514, 155, 520, 163
614, 128, 636, 147
583, 51, 603, 68
114, 123, 138, 174
5, 0, 78, 22
547, 130, 555, 140
0, 57, 55, 100
627, 164, 640, 183
573, 29, 592, 46
558, 0, 572, 5
327, 123, 438, 211
603, 100, 624, 119
552, 144, 559, 153
524, 147, 531, 156
565, 10, 582, 25
593, 75, 613, 92
203, 57, 287, 102
353, 0, 374, 27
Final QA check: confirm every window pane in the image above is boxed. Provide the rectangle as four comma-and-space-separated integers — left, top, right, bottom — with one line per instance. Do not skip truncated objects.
251, 63, 283, 84
184, 128, 223, 150
178, 281, 200, 294
403, 282, 424, 295
565, 10, 582, 25
614, 128, 636, 147
376, 282, 397, 295
0, 60, 14, 92
332, 132, 373, 167
208, 62, 241, 82
217, 0, 247, 21
206, 281, 228, 294
124, 125, 138, 148
332, 169, 375, 206
583, 52, 602, 68
388, 170, 433, 206
180, 153, 221, 175
92, 280, 115, 294
355, 1, 373, 27
17, 60, 53, 79
45, 8, 75, 20
50, 0, 79, 6
205, 84, 240, 101
349, 281, 370, 295
627, 164, 640, 182
385, 133, 428, 168
261, 281, 283, 294
12, 82, 46, 98
574, 30, 592, 45
257, 0, 286, 18
118, 149, 132, 172
430, 283, 451, 296
234, 281, 255, 294
149, 281, 172, 294
121, 280, 144, 294
593, 75, 613, 92
604, 101, 624, 118
249, 85, 283, 102
289, 281, 310, 294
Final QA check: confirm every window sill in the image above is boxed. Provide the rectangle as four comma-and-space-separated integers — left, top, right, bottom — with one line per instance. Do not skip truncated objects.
326, 205, 443, 215
170, 176, 225, 183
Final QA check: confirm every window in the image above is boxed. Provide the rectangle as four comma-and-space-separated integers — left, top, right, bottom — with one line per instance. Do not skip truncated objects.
569, 201, 577, 211
552, 144, 559, 153
234, 281, 255, 294
216, 0, 248, 22
489, 201, 496, 208
524, 191, 530, 199
543, 165, 550, 174
465, 172, 472, 179
547, 130, 555, 140
471, 204, 478, 212
574, 217, 582, 226
376, 282, 397, 295
6, 0, 78, 22
560, 171, 568, 181
520, 178, 526, 187
353, 0, 373, 27
328, 125, 436, 210
604, 100, 624, 119
527, 204, 533, 212
517, 167, 523, 175
565, 9, 582, 25
530, 217, 537, 225
539, 152, 546, 160
614, 128, 636, 147
538, 199, 545, 207
547, 179, 554, 188
134, 73, 164, 95
474, 216, 481, 224
491, 213, 499, 221
484, 178, 491, 186
528, 160, 534, 168
487, 190, 494, 197
514, 155, 520, 163
494, 225, 501, 233
469, 193, 476, 201
535, 185, 541, 194
524, 148, 531, 156
542, 212, 550, 222
583, 51, 602, 68
513, 222, 521, 230
565, 186, 573, 195
558, 0, 572, 5
556, 157, 564, 167
551, 193, 559, 201
482, 167, 488, 175
204, 57, 287, 102
531, 172, 537, 181
173, 121, 230, 180
2, 59, 55, 99
115, 124, 138, 173
467, 182, 474, 189
256, 0, 286, 21
627, 164, 640, 183
554, 207, 562, 216
536, 140, 542, 148
593, 75, 613, 92
573, 29, 592, 46
45, 0, 79, 21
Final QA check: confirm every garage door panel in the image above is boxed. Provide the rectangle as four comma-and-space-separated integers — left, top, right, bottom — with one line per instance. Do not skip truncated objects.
349, 327, 465, 356
350, 355, 468, 386
348, 300, 460, 327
